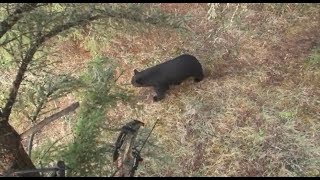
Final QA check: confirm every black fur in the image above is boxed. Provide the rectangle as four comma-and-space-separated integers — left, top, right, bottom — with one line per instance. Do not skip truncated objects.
131, 54, 204, 102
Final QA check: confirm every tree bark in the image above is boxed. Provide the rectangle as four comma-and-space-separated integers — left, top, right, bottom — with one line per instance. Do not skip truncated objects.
0, 120, 40, 177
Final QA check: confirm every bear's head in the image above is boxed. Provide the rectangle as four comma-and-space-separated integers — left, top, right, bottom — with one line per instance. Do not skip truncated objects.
131, 69, 147, 87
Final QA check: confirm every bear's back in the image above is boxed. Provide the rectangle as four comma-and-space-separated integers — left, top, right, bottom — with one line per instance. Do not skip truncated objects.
143, 54, 203, 85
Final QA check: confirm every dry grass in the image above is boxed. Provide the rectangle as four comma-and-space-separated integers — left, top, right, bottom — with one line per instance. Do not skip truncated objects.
15, 3, 320, 176
104, 4, 320, 176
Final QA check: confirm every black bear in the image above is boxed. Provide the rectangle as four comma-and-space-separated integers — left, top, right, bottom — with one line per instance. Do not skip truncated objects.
131, 54, 204, 102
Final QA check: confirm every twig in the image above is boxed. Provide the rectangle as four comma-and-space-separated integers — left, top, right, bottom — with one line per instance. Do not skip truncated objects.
27, 132, 36, 157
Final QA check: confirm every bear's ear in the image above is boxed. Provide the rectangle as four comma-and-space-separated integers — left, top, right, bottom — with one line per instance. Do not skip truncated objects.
134, 69, 139, 75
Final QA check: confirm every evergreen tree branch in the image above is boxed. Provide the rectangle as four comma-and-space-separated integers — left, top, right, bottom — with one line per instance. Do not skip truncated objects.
0, 3, 39, 38
1, 14, 101, 121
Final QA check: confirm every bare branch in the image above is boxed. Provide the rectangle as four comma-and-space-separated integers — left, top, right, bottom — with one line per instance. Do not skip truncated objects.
27, 133, 36, 157
20, 102, 79, 139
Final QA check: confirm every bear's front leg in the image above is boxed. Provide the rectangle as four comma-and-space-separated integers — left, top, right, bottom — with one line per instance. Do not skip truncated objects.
153, 85, 169, 102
